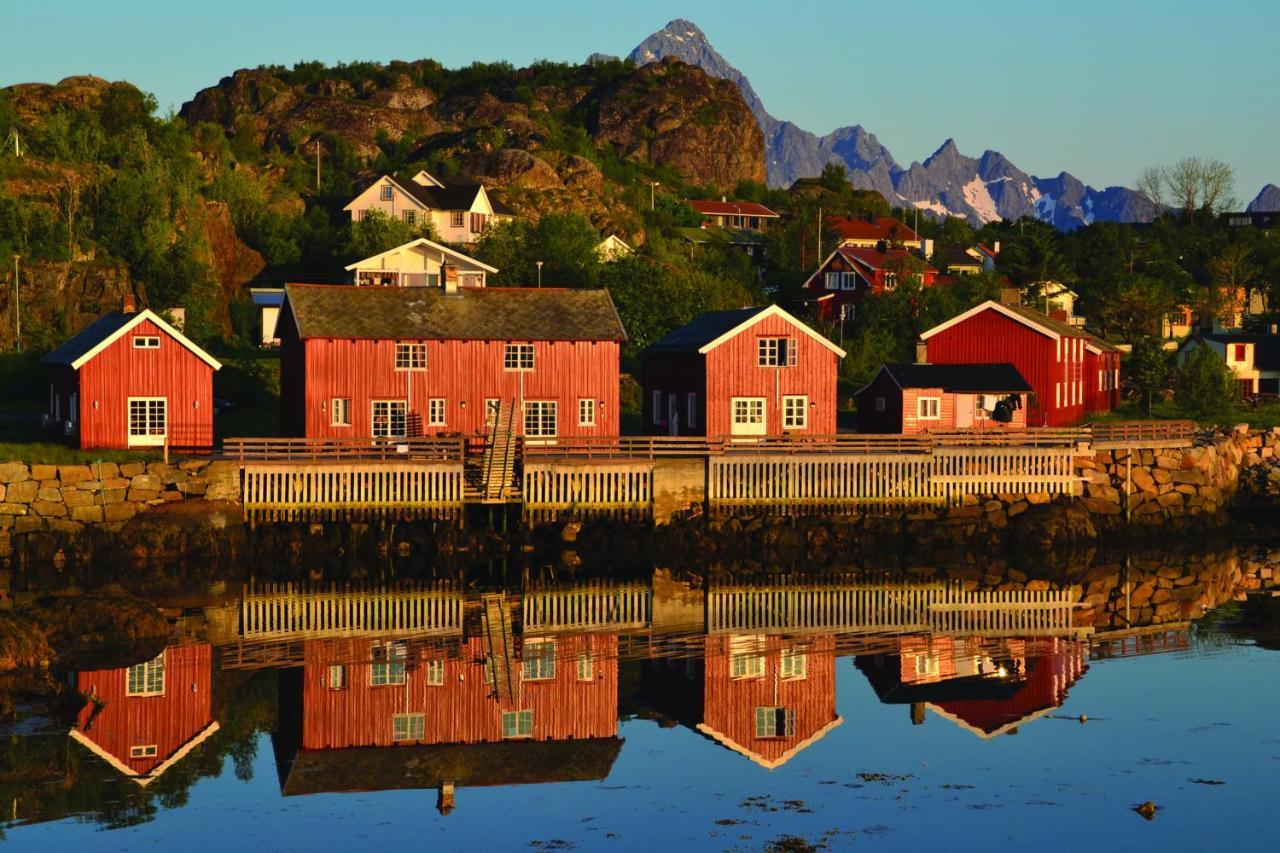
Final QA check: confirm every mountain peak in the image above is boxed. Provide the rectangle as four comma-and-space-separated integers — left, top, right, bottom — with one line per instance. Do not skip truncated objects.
659, 19, 708, 41
1247, 183, 1280, 212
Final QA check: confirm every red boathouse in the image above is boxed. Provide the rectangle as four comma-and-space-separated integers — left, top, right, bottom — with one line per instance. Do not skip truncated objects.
642, 305, 845, 438
42, 305, 222, 449
278, 283, 626, 440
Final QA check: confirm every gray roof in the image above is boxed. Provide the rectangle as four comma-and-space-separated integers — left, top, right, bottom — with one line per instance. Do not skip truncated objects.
283, 284, 626, 342
42, 312, 135, 367
875, 363, 1032, 393
377, 177, 517, 217
646, 307, 765, 355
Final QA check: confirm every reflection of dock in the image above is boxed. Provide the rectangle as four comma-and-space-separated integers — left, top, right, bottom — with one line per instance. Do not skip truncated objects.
523, 580, 651, 634
239, 580, 465, 640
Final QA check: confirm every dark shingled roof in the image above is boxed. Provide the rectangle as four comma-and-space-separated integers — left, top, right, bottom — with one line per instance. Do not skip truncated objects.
1197, 332, 1280, 370
279, 738, 624, 797
283, 284, 626, 342
646, 307, 764, 354
41, 312, 135, 367
878, 363, 1032, 393
382, 177, 517, 217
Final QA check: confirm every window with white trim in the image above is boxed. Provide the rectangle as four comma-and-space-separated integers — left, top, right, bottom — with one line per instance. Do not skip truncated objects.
524, 401, 557, 438
426, 659, 444, 686
824, 271, 857, 290
428, 398, 446, 427
327, 664, 346, 689
917, 397, 940, 420
395, 342, 426, 370
578, 398, 596, 426
522, 639, 557, 680
502, 710, 533, 739
758, 337, 797, 367
450, 210, 465, 228
730, 651, 765, 679
732, 398, 765, 427
576, 653, 594, 681
915, 653, 941, 676
132, 336, 160, 349
686, 392, 698, 428
380, 184, 394, 201
652, 390, 663, 425
783, 396, 808, 429
392, 713, 425, 742
372, 400, 407, 438
371, 641, 407, 686
128, 398, 167, 441
781, 649, 807, 680
402, 210, 416, 225
755, 706, 795, 738
129, 745, 158, 758
126, 654, 165, 696
503, 343, 534, 371
331, 397, 351, 426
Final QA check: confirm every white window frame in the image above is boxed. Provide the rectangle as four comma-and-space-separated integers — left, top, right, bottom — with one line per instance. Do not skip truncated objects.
755, 706, 796, 739
371, 400, 407, 438
578, 398, 596, 427
915, 653, 941, 676
132, 335, 160, 349
395, 342, 427, 371
402, 209, 416, 225
782, 395, 808, 430
503, 343, 535, 371
780, 649, 807, 681
127, 397, 167, 447
428, 398, 447, 427
327, 664, 346, 689
331, 397, 351, 427
426, 659, 445, 686
524, 400, 557, 440
450, 210, 465, 229
917, 396, 941, 420
686, 392, 698, 429
758, 337, 797, 367
371, 641, 407, 686
576, 653, 594, 681
730, 652, 765, 679
392, 713, 425, 742
731, 397, 766, 437
502, 709, 534, 739
126, 653, 165, 696
129, 745, 158, 758
380, 184, 394, 201
522, 639, 557, 681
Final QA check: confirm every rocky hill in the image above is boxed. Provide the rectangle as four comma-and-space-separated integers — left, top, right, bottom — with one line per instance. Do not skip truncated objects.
1248, 184, 1280, 213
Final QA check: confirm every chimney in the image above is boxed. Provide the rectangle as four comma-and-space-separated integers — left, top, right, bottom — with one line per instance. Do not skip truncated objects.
122, 293, 136, 314
999, 287, 1021, 306
441, 262, 458, 294
915, 340, 928, 364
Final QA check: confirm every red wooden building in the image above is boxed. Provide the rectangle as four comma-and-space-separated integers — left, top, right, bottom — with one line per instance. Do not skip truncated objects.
854, 363, 1031, 434
642, 305, 845, 438
279, 283, 626, 441
70, 644, 219, 786
689, 199, 780, 231
919, 297, 1120, 426
42, 305, 222, 449
801, 246, 939, 319
1085, 337, 1123, 413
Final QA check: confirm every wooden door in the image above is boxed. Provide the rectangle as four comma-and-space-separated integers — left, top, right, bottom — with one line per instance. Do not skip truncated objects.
955, 394, 974, 429
730, 397, 766, 438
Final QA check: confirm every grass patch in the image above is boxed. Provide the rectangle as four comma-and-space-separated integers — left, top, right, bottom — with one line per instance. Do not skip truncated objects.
1090, 399, 1280, 429
0, 442, 160, 465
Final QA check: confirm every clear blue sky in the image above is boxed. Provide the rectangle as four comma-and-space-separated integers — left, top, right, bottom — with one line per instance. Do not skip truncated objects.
2, 0, 1275, 199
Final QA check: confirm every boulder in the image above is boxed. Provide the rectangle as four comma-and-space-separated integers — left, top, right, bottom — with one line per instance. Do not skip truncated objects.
0, 463, 29, 484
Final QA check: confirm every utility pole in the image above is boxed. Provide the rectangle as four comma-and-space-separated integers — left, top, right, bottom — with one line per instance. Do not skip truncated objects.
816, 206, 823, 261
649, 181, 659, 211
314, 140, 321, 192
12, 255, 19, 351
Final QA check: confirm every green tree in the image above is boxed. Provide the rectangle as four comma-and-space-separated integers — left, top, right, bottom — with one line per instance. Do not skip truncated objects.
343, 210, 436, 261
1175, 345, 1237, 422
1126, 336, 1171, 415
473, 214, 601, 288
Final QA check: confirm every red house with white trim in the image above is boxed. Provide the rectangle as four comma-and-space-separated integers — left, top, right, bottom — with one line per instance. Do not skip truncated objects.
828, 216, 923, 250
42, 305, 222, 449
801, 247, 939, 319
278, 283, 626, 440
641, 305, 845, 437
689, 199, 780, 231
919, 297, 1120, 426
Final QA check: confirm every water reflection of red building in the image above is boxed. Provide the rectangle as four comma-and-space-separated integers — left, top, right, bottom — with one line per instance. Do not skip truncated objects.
643, 635, 841, 769
857, 637, 1088, 737
70, 644, 219, 786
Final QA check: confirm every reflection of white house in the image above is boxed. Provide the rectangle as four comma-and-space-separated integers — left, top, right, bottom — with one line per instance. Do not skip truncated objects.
250, 288, 284, 346
1177, 330, 1280, 397
345, 238, 498, 289
343, 171, 516, 244
596, 234, 633, 262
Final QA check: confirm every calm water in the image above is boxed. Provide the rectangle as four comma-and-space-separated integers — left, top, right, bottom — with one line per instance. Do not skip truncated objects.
3, 551, 1278, 852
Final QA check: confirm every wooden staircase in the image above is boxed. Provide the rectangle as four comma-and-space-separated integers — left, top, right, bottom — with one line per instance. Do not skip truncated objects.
480, 592, 516, 703
471, 399, 519, 502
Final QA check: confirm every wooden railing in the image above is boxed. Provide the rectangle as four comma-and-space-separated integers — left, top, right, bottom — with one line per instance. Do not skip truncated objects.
238, 580, 465, 639
223, 436, 465, 462
1088, 420, 1196, 446
522, 580, 652, 633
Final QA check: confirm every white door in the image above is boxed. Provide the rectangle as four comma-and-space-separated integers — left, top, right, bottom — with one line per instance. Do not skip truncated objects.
128, 398, 167, 447
730, 397, 767, 438
668, 395, 679, 437
523, 400, 558, 446
955, 394, 974, 429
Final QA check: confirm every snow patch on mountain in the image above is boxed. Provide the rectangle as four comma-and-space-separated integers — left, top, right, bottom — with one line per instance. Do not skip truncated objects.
962, 178, 1000, 223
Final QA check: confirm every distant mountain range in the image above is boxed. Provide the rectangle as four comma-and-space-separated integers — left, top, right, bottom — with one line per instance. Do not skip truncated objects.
627, 19, 1270, 230
1248, 184, 1280, 212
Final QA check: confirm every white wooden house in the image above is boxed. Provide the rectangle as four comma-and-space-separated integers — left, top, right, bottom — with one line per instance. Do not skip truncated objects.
345, 238, 498, 289
343, 171, 516, 244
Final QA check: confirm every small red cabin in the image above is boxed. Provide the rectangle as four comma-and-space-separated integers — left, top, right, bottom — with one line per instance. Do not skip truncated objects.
278, 284, 626, 441
42, 308, 221, 449
854, 363, 1031, 434
801, 247, 939, 319
920, 298, 1119, 426
642, 305, 845, 438
71, 644, 218, 786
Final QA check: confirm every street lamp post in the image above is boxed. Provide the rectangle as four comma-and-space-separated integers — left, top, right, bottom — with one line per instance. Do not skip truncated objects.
649, 181, 659, 211
535, 260, 543, 288
11, 255, 19, 351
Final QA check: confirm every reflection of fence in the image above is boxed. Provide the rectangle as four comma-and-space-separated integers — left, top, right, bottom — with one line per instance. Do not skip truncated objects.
707, 579, 1083, 637
239, 580, 464, 639
523, 580, 652, 633
1090, 624, 1192, 659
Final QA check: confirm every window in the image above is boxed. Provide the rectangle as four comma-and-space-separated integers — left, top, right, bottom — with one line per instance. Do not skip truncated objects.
372, 400, 407, 438
524, 401, 557, 438
577, 653, 594, 681
783, 396, 808, 429
402, 210, 416, 225
428, 398, 447, 427
652, 390, 664, 425
126, 654, 165, 696
917, 397, 940, 420
129, 745, 158, 759
578, 398, 596, 426
450, 210, 465, 228
392, 713, 425, 742
132, 336, 160, 349
380, 184, 394, 201
484, 399, 501, 423
128, 398, 167, 444
730, 652, 765, 679
502, 710, 534, 739
1234, 343, 1248, 362
371, 641, 407, 686
755, 706, 796, 738
758, 337, 797, 367
395, 342, 427, 370
732, 398, 765, 427
503, 343, 535, 371
522, 639, 557, 681
327, 665, 346, 689
687, 392, 698, 429
915, 654, 941, 676
875, 396, 886, 412
470, 212, 487, 234
781, 649, 807, 680
884, 272, 898, 291
426, 659, 444, 686
331, 397, 351, 427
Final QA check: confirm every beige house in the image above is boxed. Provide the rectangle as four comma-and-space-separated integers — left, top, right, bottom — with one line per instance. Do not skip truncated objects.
343, 171, 515, 244
596, 234, 633, 262
1177, 330, 1280, 397
345, 238, 498, 289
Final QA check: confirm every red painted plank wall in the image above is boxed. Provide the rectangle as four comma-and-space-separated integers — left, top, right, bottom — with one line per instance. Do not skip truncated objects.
1085, 350, 1121, 413
72, 318, 215, 449
933, 639, 1086, 735
300, 635, 618, 750
74, 644, 214, 774
299, 339, 620, 438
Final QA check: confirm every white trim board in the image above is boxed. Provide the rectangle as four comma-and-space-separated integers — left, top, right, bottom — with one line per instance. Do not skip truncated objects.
920, 300, 1064, 343
697, 305, 847, 358
70, 310, 222, 371
69, 721, 221, 786
344, 237, 498, 273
